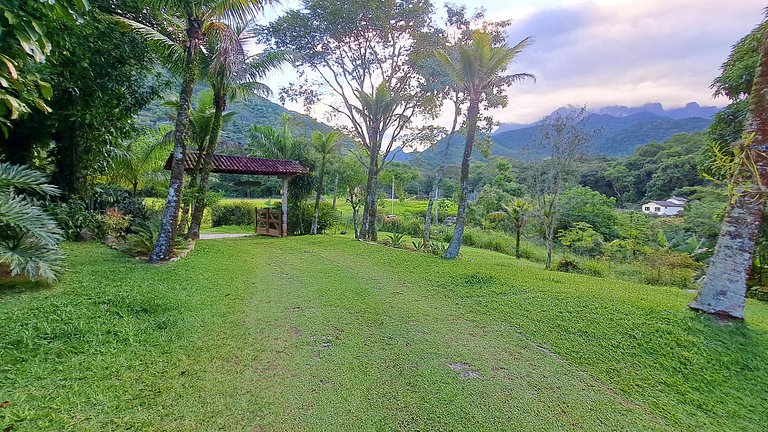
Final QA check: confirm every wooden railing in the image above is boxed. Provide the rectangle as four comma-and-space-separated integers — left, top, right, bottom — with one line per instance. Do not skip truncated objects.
255, 208, 283, 237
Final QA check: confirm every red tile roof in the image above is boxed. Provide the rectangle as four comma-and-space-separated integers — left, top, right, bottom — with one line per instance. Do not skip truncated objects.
164, 152, 309, 176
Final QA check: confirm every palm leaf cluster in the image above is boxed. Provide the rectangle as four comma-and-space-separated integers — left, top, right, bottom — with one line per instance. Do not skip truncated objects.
0, 162, 64, 282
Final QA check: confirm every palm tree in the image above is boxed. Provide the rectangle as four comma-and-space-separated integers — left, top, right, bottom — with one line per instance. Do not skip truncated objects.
186, 27, 285, 240
437, 31, 533, 259
0, 162, 63, 283
502, 198, 532, 259
110, 127, 174, 197
689, 27, 768, 319
114, 0, 274, 262
309, 131, 341, 234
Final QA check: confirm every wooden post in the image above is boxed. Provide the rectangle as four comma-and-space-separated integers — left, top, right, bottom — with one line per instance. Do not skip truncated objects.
281, 176, 289, 237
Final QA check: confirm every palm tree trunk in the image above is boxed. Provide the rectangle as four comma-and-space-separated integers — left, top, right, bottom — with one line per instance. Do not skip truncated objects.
149, 34, 198, 263
311, 157, 326, 235
515, 226, 521, 259
690, 29, 768, 319
188, 97, 224, 240
444, 96, 480, 259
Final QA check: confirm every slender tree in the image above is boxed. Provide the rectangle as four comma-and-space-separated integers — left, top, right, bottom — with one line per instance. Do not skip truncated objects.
309, 131, 341, 234
690, 23, 768, 320
529, 106, 598, 269
502, 198, 532, 259
116, 0, 273, 262
437, 31, 533, 259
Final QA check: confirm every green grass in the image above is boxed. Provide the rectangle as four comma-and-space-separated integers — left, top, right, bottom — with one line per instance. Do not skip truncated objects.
2, 237, 767, 431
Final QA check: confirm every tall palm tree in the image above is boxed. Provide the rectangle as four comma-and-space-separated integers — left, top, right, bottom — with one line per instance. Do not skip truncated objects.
186, 27, 285, 240
502, 198, 532, 259
309, 131, 341, 235
437, 31, 533, 259
114, 0, 273, 262
690, 28, 768, 320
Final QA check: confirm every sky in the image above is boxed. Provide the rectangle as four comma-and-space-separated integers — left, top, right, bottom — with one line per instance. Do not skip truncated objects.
257, 0, 765, 126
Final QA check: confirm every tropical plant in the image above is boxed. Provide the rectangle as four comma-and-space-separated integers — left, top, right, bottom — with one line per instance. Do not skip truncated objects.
386, 232, 406, 249
109, 126, 173, 196
114, 0, 275, 262
309, 131, 341, 235
436, 30, 534, 259
502, 198, 532, 258
0, 162, 63, 282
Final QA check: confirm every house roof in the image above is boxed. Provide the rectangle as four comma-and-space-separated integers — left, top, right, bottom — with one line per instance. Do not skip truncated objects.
164, 152, 309, 176
645, 200, 684, 207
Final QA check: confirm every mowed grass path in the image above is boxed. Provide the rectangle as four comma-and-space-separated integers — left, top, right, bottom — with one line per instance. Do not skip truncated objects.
2, 237, 767, 431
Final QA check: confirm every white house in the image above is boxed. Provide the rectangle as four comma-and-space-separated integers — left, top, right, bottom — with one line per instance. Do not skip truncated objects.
641, 196, 688, 216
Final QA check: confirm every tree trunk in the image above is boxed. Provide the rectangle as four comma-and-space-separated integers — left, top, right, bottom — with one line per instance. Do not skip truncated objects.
444, 96, 480, 259
360, 149, 380, 241
149, 38, 197, 262
311, 157, 326, 235
331, 173, 338, 209
187, 95, 224, 240
424, 170, 441, 248
545, 223, 555, 269
690, 29, 768, 319
179, 173, 197, 236
515, 226, 521, 259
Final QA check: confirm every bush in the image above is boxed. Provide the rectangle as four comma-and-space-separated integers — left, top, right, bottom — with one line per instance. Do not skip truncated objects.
380, 216, 424, 237
211, 200, 258, 227
281, 202, 336, 235
104, 208, 132, 238
555, 257, 581, 273
90, 186, 148, 220
581, 259, 610, 278
47, 200, 106, 241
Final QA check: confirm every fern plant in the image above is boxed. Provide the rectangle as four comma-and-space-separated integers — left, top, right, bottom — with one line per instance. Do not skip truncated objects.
0, 162, 64, 282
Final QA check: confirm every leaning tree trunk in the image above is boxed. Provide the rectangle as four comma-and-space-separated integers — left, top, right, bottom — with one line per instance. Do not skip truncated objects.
690, 29, 768, 319
444, 96, 480, 259
187, 96, 225, 240
311, 157, 326, 235
149, 27, 199, 263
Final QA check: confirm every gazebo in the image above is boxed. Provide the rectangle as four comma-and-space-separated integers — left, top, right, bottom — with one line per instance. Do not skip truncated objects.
165, 152, 309, 237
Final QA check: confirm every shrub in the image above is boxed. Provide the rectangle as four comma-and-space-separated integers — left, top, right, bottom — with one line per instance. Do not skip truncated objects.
104, 208, 132, 238
278, 201, 336, 235
555, 257, 581, 273
47, 200, 106, 241
381, 216, 424, 237
91, 186, 148, 220
121, 221, 157, 255
211, 200, 258, 227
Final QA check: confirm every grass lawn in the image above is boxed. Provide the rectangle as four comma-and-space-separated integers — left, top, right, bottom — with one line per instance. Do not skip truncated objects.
1, 237, 767, 431
200, 224, 254, 234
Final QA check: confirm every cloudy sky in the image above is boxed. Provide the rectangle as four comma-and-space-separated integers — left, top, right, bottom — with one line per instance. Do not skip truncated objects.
259, 0, 765, 125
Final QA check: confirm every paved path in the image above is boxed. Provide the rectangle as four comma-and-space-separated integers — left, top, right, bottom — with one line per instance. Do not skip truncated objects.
199, 233, 253, 240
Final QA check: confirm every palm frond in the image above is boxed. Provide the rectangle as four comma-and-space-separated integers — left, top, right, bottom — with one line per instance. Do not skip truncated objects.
0, 162, 60, 196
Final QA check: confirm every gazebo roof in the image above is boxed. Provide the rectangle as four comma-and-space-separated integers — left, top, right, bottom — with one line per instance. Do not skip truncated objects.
164, 152, 309, 176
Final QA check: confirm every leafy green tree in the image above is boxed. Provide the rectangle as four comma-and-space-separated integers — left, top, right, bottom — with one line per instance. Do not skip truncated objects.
4, 4, 164, 195
437, 30, 533, 259
0, 0, 89, 137
309, 131, 340, 235
336, 155, 367, 239
264, 0, 438, 241
502, 198, 532, 259
0, 162, 63, 282
557, 222, 604, 257
559, 186, 618, 240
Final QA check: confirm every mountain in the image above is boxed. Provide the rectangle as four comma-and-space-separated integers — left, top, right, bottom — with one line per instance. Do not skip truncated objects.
407, 104, 715, 167
137, 94, 341, 153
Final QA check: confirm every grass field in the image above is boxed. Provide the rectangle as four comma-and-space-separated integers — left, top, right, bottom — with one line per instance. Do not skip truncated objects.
2, 236, 767, 431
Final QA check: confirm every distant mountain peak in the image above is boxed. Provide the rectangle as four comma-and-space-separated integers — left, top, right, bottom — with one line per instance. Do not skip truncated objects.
593, 102, 719, 119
